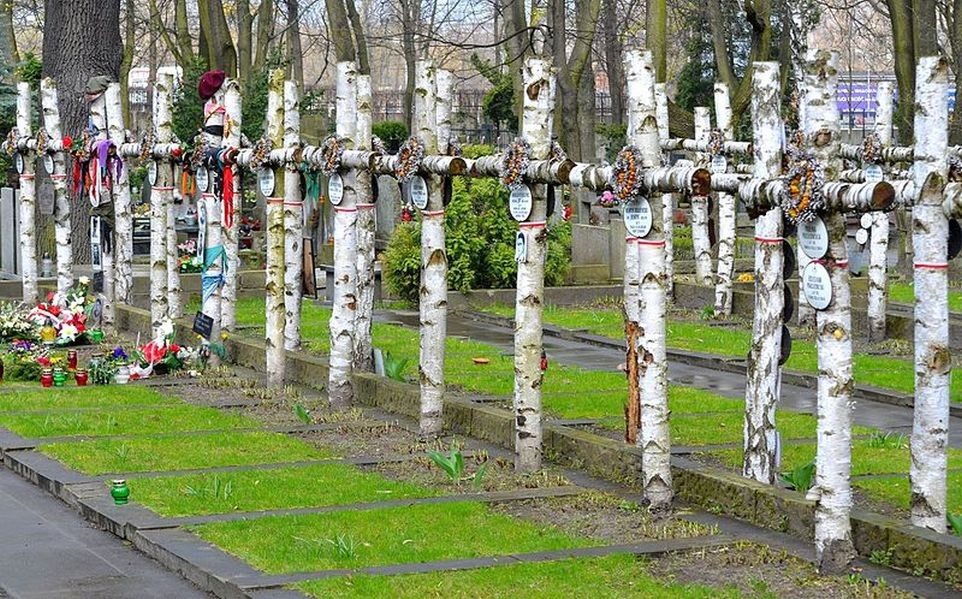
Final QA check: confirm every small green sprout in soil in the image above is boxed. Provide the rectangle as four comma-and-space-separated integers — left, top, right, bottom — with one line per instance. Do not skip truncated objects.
779, 460, 815, 492
382, 351, 410, 382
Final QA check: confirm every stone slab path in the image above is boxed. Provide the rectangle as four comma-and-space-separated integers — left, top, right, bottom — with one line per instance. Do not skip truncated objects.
378, 308, 962, 447
0, 466, 210, 599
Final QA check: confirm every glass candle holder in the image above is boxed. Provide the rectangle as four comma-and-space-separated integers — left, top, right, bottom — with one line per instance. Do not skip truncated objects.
40, 368, 53, 388
74, 369, 88, 386
67, 350, 78, 371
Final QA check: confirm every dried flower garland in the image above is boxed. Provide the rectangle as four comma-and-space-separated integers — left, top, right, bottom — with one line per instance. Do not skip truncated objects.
319, 135, 345, 176
860, 132, 882, 165
609, 144, 644, 204
69, 130, 93, 163
139, 128, 156, 163
34, 128, 48, 157
707, 129, 725, 158
249, 136, 273, 170
949, 155, 962, 182
780, 131, 825, 224
499, 137, 530, 190
3, 128, 18, 156
447, 138, 463, 157
394, 136, 425, 184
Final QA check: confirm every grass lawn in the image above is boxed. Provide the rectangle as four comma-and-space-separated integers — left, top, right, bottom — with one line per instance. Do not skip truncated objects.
481, 303, 962, 401
41, 431, 335, 474
889, 281, 962, 313
0, 385, 178, 412
709, 441, 962, 477
855, 472, 962, 515
129, 463, 439, 517
0, 405, 256, 438
191, 501, 595, 573
294, 554, 734, 599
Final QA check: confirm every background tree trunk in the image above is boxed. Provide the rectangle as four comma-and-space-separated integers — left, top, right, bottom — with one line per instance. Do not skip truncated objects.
253, 0, 275, 74
0, 0, 18, 70
42, 0, 123, 264
601, 0, 624, 125
285, 0, 304, 91
237, 0, 253, 85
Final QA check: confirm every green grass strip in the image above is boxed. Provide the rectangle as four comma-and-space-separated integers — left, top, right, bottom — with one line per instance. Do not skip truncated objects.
0, 405, 257, 438
709, 441, 962, 477
855, 472, 962, 515
191, 501, 594, 573
0, 385, 178, 412
294, 554, 735, 598
129, 463, 439, 517
41, 431, 334, 474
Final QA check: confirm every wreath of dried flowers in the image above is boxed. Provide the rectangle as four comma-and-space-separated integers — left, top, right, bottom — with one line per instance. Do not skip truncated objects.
447, 138, 463, 157
34, 128, 48, 157
780, 131, 826, 224
394, 136, 425, 184
249, 136, 273, 170
69, 130, 93, 162
949, 155, 962, 182
319, 135, 345, 176
3, 128, 18, 156
499, 137, 530, 190
707, 129, 725, 158
610, 144, 644, 204
860, 132, 882, 165
139, 127, 156, 163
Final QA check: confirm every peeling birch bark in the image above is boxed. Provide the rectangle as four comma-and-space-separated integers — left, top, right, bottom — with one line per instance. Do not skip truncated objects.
328, 62, 358, 406
691, 107, 713, 286
150, 73, 173, 334
713, 83, 737, 315
867, 82, 893, 343
39, 79, 73, 299
628, 50, 672, 512
417, 61, 449, 439
221, 80, 242, 332
283, 80, 303, 351
104, 83, 133, 304
15, 83, 37, 306
353, 73, 376, 372
742, 62, 785, 485
89, 92, 115, 328
265, 69, 288, 387
910, 56, 951, 533
654, 83, 674, 300
514, 58, 554, 473
803, 50, 855, 573
167, 163, 183, 318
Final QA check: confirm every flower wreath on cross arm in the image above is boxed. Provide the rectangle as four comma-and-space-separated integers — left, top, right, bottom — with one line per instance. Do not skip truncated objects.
3, 128, 18, 156
609, 144, 644, 205
318, 134, 345, 177
499, 137, 530, 190
859, 132, 882, 165
707, 129, 725, 158
69, 129, 93, 163
35, 128, 48, 157
549, 140, 567, 163
394, 136, 425, 184
780, 130, 826, 224
248, 135, 273, 170
139, 127, 156, 163
372, 135, 387, 156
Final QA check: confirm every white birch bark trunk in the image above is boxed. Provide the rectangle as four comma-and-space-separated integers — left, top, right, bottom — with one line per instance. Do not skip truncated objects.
691, 106, 713, 286
167, 162, 182, 318
283, 80, 303, 351
353, 73, 376, 372
265, 69, 287, 387
628, 50, 672, 511
104, 83, 133, 305
221, 80, 242, 332
89, 93, 115, 329
417, 61, 449, 439
514, 58, 554, 473
38, 79, 72, 299
803, 50, 854, 573
910, 56, 951, 533
151, 74, 173, 334
713, 83, 737, 315
867, 81, 893, 343
654, 83, 674, 300
743, 62, 785, 485
202, 86, 226, 363
328, 62, 358, 406
16, 83, 37, 306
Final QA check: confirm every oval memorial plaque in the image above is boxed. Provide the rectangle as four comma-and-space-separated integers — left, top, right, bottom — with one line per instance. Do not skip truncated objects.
43, 154, 54, 175
148, 161, 158, 186
410, 176, 428, 210
259, 168, 276, 197
864, 164, 883, 183
13, 153, 23, 174
710, 155, 728, 174
623, 198, 652, 238
197, 203, 207, 259
797, 216, 829, 260
195, 167, 210, 193
859, 213, 874, 229
509, 185, 533, 222
855, 227, 869, 246
328, 173, 343, 205
802, 262, 833, 310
